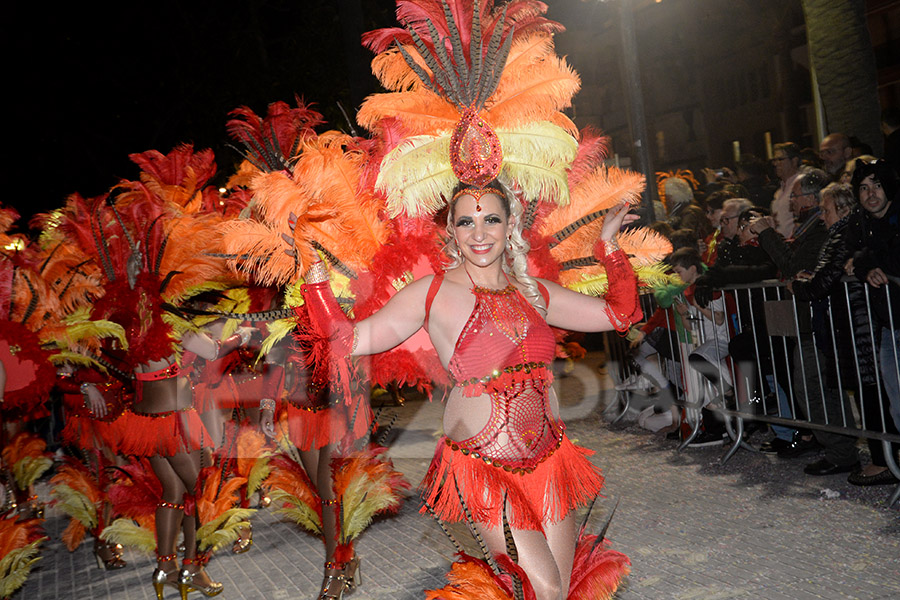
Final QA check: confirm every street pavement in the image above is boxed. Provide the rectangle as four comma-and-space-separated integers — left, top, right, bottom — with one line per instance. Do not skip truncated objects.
20, 352, 900, 600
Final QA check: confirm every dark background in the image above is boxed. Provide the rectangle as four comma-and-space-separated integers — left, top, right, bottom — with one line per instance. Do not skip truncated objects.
10, 1, 401, 222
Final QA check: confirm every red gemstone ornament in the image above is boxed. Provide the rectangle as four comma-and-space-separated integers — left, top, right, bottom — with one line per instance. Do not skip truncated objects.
449, 108, 503, 187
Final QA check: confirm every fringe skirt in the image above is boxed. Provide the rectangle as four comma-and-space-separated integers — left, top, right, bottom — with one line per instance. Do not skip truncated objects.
420, 433, 605, 531
115, 408, 211, 457
283, 394, 372, 451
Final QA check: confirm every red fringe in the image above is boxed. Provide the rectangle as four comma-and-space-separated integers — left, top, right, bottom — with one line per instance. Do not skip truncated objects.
420, 434, 604, 531
284, 395, 372, 451
60, 413, 125, 453
115, 408, 210, 457
460, 365, 553, 398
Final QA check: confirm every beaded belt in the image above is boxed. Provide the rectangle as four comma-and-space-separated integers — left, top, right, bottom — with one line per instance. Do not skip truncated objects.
135, 363, 179, 381
443, 432, 563, 476
454, 361, 547, 388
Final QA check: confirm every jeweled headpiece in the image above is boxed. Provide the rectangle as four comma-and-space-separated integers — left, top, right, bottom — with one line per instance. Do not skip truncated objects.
365, 0, 580, 217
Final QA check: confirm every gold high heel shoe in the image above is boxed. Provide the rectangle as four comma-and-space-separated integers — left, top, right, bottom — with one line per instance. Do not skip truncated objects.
317, 561, 351, 600
342, 556, 361, 595
232, 522, 252, 554
178, 557, 223, 599
152, 554, 179, 600
94, 539, 127, 570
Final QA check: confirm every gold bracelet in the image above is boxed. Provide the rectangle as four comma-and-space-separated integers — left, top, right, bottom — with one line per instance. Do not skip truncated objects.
305, 261, 330, 284
603, 237, 620, 255
350, 326, 359, 356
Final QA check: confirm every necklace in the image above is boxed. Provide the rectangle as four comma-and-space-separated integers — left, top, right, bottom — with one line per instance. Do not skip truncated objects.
465, 268, 530, 347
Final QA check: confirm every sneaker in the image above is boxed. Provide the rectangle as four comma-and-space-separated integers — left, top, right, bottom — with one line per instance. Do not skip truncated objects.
643, 410, 674, 432
686, 429, 727, 447
615, 373, 657, 393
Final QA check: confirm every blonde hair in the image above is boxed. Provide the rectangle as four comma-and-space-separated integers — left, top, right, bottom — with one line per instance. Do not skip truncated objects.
444, 180, 547, 315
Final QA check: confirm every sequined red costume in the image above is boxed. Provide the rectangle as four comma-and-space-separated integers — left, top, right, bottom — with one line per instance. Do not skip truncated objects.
420, 274, 605, 531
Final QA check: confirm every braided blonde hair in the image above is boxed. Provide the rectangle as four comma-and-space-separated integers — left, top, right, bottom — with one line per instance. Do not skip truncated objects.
444, 180, 546, 315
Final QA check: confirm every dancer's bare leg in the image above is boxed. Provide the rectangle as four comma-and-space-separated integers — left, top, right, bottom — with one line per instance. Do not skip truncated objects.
476, 511, 576, 600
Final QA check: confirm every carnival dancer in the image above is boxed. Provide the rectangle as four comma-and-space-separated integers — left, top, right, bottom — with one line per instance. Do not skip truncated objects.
300, 180, 638, 600
221, 99, 407, 600
295, 2, 657, 598
57, 152, 242, 599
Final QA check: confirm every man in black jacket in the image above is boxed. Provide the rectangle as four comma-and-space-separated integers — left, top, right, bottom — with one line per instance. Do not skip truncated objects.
749, 168, 829, 279
848, 160, 900, 455
748, 169, 859, 471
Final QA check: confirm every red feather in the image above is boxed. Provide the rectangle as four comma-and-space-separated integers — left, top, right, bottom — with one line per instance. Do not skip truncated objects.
567, 533, 631, 600
567, 128, 610, 186
108, 458, 163, 522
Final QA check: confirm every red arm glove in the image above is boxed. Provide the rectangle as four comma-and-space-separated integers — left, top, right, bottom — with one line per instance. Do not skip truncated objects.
298, 272, 356, 357
596, 245, 643, 333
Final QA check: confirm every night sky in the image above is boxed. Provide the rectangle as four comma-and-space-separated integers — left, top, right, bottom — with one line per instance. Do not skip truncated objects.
12, 1, 398, 222
11, 1, 603, 226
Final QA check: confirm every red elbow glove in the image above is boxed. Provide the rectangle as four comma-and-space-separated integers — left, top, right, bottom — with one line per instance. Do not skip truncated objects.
298, 280, 356, 357
598, 247, 643, 332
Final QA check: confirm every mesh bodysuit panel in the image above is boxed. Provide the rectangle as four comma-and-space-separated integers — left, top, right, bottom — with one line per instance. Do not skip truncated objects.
446, 280, 560, 469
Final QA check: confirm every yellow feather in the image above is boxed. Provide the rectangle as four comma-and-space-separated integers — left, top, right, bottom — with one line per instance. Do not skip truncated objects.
497, 122, 578, 205
376, 134, 455, 218
269, 490, 322, 536
566, 263, 672, 296
99, 518, 156, 553
0, 539, 44, 599
259, 320, 296, 357
13, 456, 52, 490
50, 484, 98, 530
48, 352, 104, 370
196, 508, 256, 553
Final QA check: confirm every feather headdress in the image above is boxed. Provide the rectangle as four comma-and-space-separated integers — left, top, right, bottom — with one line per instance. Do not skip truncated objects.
360, 0, 580, 216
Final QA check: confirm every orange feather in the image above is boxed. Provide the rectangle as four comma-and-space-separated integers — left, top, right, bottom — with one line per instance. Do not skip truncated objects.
357, 90, 459, 136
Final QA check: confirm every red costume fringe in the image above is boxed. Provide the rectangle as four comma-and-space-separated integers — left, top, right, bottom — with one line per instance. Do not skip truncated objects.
421, 434, 605, 531
114, 408, 210, 457
284, 394, 372, 451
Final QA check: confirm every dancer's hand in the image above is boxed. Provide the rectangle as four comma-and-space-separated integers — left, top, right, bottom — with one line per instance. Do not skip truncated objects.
600, 203, 639, 242
83, 384, 108, 418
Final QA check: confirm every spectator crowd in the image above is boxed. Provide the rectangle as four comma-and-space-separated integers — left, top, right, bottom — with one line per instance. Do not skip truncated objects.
618, 109, 900, 489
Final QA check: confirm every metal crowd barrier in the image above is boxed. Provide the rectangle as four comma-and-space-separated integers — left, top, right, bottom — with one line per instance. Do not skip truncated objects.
606, 276, 900, 506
